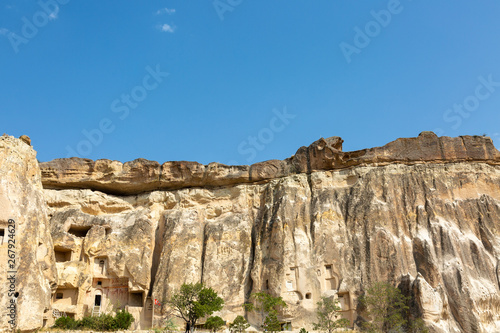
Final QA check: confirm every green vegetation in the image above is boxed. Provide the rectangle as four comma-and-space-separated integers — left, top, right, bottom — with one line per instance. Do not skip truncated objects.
162, 318, 178, 331
243, 291, 286, 331
313, 296, 350, 333
53, 316, 78, 329
229, 315, 250, 333
407, 318, 429, 333
169, 282, 224, 331
114, 309, 135, 329
52, 309, 134, 330
263, 311, 281, 332
359, 281, 429, 333
205, 315, 226, 333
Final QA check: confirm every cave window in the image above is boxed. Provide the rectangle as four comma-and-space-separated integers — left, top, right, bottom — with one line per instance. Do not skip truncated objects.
265, 280, 269, 290
56, 293, 63, 300
0, 229, 4, 245
305, 293, 311, 299
67, 225, 91, 238
129, 292, 144, 306
97, 281, 102, 286
54, 247, 72, 262
281, 322, 292, 331
338, 294, 349, 310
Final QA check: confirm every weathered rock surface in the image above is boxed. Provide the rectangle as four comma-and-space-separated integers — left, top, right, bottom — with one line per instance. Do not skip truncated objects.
40, 132, 500, 195
2, 132, 500, 332
0, 135, 57, 331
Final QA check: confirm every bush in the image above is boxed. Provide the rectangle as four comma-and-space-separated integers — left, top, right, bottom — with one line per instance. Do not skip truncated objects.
52, 309, 135, 331
53, 316, 78, 329
78, 315, 94, 328
205, 316, 225, 333
115, 309, 135, 329
229, 315, 250, 333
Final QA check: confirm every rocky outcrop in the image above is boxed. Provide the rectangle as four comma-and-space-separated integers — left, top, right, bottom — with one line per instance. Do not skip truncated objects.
2, 132, 500, 332
0, 135, 57, 331
40, 132, 500, 195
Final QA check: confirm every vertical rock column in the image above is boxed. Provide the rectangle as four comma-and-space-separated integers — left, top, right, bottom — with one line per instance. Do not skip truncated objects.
0, 135, 57, 331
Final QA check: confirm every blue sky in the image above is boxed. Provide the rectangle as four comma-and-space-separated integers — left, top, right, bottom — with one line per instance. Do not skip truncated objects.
1, 1, 500, 165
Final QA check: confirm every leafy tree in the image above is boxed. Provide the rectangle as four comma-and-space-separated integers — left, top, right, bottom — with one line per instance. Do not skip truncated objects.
299, 328, 308, 333
359, 282, 409, 332
205, 316, 226, 333
263, 311, 281, 332
170, 282, 224, 332
243, 292, 287, 330
313, 296, 350, 333
229, 315, 250, 333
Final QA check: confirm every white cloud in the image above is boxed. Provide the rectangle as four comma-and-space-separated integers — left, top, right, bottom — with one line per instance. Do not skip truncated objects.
156, 8, 175, 15
158, 23, 175, 33
49, 11, 58, 20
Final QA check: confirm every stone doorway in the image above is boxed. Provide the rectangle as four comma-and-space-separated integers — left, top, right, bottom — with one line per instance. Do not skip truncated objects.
94, 294, 102, 306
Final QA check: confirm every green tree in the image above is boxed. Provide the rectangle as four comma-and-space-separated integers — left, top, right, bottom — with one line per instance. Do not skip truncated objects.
170, 282, 224, 332
263, 311, 281, 332
313, 296, 350, 333
205, 316, 226, 333
359, 282, 409, 332
229, 315, 250, 333
243, 292, 287, 330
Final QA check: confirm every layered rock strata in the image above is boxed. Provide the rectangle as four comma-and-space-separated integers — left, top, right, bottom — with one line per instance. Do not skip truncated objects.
40, 132, 500, 195
1, 132, 500, 332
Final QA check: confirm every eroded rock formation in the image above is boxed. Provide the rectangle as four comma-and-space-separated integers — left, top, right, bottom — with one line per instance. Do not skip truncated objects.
1, 132, 500, 332
0, 135, 57, 331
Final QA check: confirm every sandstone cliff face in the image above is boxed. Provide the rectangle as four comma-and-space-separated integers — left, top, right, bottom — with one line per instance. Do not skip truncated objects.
0, 135, 57, 331
2, 132, 500, 332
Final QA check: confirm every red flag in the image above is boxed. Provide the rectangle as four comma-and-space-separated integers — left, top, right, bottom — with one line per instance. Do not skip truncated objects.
154, 299, 161, 306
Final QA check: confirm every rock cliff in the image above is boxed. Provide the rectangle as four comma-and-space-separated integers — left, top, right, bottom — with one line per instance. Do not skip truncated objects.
0, 135, 57, 331
1, 132, 500, 332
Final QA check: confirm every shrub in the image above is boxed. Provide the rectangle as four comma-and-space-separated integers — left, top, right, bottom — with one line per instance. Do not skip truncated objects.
229, 315, 250, 333
53, 316, 78, 329
115, 309, 135, 329
205, 316, 226, 333
78, 315, 94, 328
